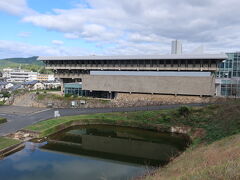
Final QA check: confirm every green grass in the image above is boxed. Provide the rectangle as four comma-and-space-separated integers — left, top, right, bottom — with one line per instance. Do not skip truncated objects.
37, 93, 87, 101
25, 101, 240, 143
36, 93, 111, 104
0, 117, 7, 124
0, 137, 21, 150
0, 101, 5, 106
25, 112, 159, 137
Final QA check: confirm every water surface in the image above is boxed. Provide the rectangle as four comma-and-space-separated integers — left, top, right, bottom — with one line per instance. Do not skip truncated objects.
0, 125, 190, 180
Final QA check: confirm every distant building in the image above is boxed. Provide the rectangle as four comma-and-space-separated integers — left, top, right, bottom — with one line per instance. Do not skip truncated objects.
0, 82, 14, 91
33, 82, 45, 90
3, 68, 38, 82
171, 40, 182, 55
37, 74, 55, 82
43, 81, 61, 89
21, 80, 39, 90
216, 52, 240, 97
0, 71, 5, 81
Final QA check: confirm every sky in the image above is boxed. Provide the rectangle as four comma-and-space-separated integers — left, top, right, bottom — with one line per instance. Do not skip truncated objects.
0, 0, 240, 58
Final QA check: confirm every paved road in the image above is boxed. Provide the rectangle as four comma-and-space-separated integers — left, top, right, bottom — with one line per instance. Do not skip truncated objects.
0, 103, 207, 136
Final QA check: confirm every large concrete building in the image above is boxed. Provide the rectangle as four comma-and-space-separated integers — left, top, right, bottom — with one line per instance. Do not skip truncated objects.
38, 53, 227, 98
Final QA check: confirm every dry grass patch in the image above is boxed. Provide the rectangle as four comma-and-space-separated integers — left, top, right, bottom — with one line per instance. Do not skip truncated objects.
143, 134, 240, 180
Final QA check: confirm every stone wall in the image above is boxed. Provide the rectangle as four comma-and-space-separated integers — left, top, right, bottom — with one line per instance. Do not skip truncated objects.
11, 92, 220, 109
114, 93, 214, 105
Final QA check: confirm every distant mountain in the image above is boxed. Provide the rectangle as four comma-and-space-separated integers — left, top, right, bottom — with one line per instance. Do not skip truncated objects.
0, 56, 42, 65
0, 56, 50, 73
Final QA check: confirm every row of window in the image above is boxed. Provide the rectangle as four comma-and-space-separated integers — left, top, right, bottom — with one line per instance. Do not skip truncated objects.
45, 60, 218, 66
221, 83, 240, 96
217, 53, 240, 78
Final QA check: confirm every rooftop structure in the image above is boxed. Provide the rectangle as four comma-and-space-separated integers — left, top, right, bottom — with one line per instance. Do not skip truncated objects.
38, 54, 226, 61
171, 40, 182, 55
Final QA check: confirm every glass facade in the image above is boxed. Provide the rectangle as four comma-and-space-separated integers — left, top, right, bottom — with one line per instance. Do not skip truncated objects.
216, 52, 240, 97
64, 82, 116, 99
64, 83, 84, 96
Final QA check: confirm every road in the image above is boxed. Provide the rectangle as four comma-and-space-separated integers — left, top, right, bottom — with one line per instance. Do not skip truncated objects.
0, 103, 207, 136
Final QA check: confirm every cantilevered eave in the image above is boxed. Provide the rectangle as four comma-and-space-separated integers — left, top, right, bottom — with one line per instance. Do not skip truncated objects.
37, 53, 228, 61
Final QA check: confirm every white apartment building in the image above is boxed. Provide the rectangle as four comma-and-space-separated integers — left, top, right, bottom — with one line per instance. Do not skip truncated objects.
3, 68, 38, 82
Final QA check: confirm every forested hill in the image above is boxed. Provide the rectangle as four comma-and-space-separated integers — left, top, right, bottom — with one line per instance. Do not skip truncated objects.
0, 56, 42, 65
0, 56, 49, 73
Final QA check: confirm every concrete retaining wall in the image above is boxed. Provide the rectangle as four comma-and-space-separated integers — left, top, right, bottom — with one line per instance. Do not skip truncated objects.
82, 75, 215, 96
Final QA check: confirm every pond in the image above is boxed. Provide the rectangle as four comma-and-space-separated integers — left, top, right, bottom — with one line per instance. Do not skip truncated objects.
0, 125, 190, 180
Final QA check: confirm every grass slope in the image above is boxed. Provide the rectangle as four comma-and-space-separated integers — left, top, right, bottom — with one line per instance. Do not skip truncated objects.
0, 137, 21, 151
143, 134, 240, 180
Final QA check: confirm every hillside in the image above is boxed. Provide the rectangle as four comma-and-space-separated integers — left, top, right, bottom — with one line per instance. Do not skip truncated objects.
0, 57, 50, 73
143, 134, 240, 180
0, 56, 41, 64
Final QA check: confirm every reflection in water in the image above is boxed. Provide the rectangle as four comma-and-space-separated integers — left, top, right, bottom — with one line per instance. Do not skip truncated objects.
0, 125, 190, 180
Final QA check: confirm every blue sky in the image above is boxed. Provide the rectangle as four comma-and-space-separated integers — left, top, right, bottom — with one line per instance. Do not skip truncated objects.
0, 0, 240, 58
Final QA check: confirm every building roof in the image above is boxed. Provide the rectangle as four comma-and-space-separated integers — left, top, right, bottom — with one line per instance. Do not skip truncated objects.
37, 53, 228, 61
0, 82, 8, 86
9, 84, 22, 91
21, 80, 38, 85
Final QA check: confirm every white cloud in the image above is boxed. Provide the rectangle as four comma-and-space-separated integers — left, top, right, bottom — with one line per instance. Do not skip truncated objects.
52, 40, 64, 45
0, 0, 237, 56
0, 40, 93, 59
0, 0, 35, 15
20, 0, 240, 54
64, 33, 80, 39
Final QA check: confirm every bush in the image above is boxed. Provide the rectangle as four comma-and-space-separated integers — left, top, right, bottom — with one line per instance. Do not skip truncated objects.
1, 91, 10, 98
64, 94, 72, 98
178, 106, 191, 117
73, 94, 78, 98
0, 117, 7, 124
36, 91, 40, 95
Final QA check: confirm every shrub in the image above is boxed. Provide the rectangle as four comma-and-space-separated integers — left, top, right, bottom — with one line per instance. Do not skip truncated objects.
64, 94, 72, 98
178, 106, 191, 117
1, 91, 10, 98
73, 94, 78, 98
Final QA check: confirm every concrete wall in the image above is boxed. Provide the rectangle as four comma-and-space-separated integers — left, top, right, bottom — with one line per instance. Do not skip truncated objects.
82, 75, 216, 96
